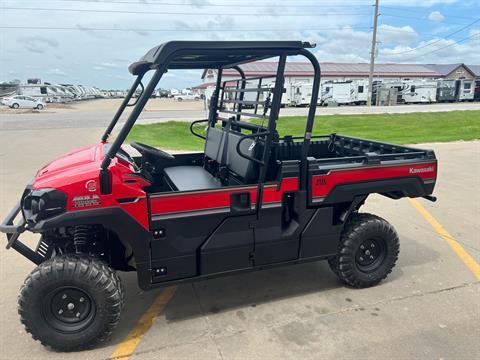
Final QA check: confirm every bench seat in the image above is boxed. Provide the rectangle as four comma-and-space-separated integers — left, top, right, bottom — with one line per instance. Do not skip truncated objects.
163, 166, 221, 191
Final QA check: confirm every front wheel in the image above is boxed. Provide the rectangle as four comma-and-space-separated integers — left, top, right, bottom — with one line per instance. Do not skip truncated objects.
36, 104, 44, 110
12, 103, 19, 109
329, 213, 399, 288
18, 255, 124, 351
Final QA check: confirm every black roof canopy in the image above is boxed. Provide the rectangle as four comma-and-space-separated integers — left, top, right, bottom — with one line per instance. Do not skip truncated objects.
128, 41, 314, 75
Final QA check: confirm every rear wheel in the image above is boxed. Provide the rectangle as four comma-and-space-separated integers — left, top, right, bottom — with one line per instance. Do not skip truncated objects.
18, 255, 124, 351
36, 104, 44, 110
12, 103, 19, 109
329, 213, 399, 288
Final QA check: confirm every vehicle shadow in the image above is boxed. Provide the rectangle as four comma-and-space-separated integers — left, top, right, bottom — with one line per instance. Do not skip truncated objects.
165, 260, 342, 322
108, 233, 440, 349
108, 260, 342, 347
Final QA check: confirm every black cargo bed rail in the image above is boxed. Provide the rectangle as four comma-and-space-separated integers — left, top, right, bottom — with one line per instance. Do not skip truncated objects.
307, 134, 436, 170
330, 134, 436, 159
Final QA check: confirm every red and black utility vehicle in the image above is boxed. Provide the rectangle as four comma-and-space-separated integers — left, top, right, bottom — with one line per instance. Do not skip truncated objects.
1, 41, 437, 350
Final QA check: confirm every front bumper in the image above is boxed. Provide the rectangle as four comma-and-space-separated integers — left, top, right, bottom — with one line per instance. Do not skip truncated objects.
0, 202, 46, 264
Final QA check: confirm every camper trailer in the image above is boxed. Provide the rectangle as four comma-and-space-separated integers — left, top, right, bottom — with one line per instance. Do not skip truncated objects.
402, 81, 437, 104
328, 81, 356, 105
291, 82, 319, 106
320, 82, 333, 105
474, 80, 480, 102
456, 79, 474, 101
436, 80, 456, 102
19, 84, 61, 103
353, 80, 368, 105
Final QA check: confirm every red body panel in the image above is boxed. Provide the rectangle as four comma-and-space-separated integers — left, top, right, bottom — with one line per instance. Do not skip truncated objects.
311, 161, 437, 199
31, 143, 150, 229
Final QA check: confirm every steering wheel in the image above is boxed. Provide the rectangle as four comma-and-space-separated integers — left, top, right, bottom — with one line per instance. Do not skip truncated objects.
130, 141, 175, 161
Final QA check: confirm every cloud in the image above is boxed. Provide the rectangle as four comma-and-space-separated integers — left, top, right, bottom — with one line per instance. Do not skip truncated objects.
428, 11, 445, 22
381, 35, 480, 63
313, 27, 372, 63
380, 0, 458, 6
46, 68, 67, 77
23, 36, 59, 54
378, 25, 418, 45
100, 62, 118, 68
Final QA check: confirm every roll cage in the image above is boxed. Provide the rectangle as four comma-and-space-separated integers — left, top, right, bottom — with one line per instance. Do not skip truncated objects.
100, 41, 321, 193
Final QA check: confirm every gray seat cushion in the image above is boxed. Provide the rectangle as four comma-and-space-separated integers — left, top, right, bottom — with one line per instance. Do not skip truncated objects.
163, 166, 221, 191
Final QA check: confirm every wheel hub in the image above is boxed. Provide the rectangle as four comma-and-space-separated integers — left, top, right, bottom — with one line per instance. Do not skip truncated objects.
355, 239, 385, 272
43, 287, 95, 332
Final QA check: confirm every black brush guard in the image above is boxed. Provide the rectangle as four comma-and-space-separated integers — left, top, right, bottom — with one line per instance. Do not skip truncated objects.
0, 202, 46, 264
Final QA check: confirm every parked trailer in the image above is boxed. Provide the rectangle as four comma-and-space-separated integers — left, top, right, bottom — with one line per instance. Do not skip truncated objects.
436, 80, 456, 102
353, 80, 368, 105
19, 84, 61, 103
320, 82, 333, 105
456, 79, 474, 101
291, 82, 320, 106
329, 81, 356, 105
402, 81, 437, 104
474, 80, 480, 102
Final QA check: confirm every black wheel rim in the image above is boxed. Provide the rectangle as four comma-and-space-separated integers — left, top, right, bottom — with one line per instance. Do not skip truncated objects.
42, 286, 96, 333
355, 238, 387, 273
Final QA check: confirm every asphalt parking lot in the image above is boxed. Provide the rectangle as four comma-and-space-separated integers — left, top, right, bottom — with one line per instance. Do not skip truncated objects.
0, 118, 479, 359
1, 99, 480, 130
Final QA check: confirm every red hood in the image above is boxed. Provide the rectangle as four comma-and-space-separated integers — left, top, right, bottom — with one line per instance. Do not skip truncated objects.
33, 143, 104, 189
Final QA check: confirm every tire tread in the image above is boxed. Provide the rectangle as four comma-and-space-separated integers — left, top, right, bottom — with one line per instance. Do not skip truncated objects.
18, 255, 124, 351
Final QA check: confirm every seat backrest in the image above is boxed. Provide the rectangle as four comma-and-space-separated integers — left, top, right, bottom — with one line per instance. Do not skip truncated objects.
204, 127, 225, 163
204, 126, 261, 183
225, 131, 261, 183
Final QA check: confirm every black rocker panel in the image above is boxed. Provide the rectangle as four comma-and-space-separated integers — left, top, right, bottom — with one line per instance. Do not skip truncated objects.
200, 215, 255, 275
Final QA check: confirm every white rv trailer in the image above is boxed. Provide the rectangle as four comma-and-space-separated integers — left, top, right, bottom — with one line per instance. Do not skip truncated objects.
52, 85, 75, 102
327, 81, 356, 105
19, 84, 62, 103
456, 79, 474, 101
353, 80, 368, 104
291, 82, 320, 106
320, 82, 333, 105
401, 80, 437, 103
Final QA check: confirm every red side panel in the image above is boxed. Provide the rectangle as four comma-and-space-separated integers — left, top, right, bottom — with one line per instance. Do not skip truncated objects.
311, 161, 437, 199
150, 186, 258, 215
262, 177, 299, 204
149, 178, 300, 216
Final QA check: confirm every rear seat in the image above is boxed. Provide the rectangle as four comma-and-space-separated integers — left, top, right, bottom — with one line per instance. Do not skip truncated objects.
163, 126, 259, 191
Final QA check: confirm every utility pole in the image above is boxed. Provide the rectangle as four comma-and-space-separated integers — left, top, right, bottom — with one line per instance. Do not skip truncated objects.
367, 0, 379, 107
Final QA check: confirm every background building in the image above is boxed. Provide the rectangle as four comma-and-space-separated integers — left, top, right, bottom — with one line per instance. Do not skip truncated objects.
198, 62, 478, 88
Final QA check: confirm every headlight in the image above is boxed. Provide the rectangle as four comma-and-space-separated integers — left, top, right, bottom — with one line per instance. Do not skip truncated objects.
22, 188, 67, 223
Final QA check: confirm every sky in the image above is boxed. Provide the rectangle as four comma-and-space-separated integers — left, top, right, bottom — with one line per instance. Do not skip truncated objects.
0, 0, 479, 89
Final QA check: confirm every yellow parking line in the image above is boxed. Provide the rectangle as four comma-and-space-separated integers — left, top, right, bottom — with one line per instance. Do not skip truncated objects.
111, 286, 177, 360
409, 198, 480, 280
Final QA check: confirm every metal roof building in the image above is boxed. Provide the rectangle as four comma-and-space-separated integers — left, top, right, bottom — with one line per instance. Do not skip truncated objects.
198, 62, 479, 89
